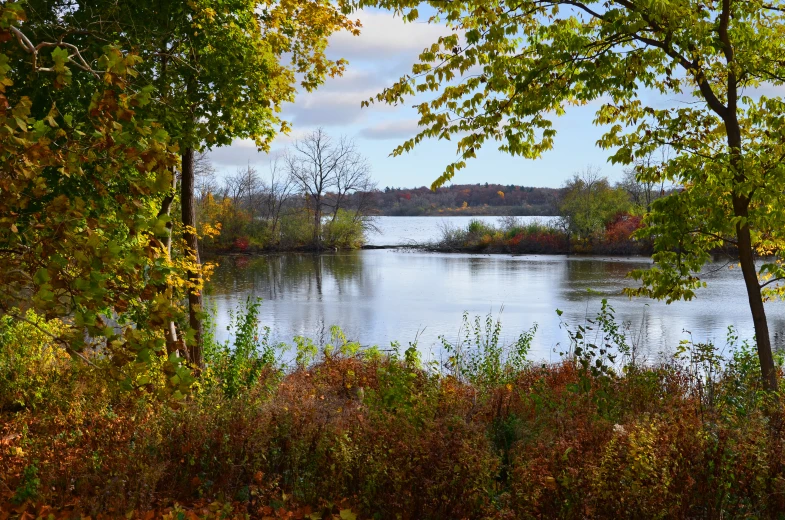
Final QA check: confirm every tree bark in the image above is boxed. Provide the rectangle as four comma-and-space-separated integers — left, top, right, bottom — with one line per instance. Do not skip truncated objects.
182, 146, 203, 368
155, 40, 181, 357
313, 195, 322, 249
733, 197, 778, 392
725, 103, 778, 392
158, 170, 180, 356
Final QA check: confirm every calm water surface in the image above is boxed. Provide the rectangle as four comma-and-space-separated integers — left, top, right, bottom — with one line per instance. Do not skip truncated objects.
205, 217, 785, 362
365, 215, 558, 246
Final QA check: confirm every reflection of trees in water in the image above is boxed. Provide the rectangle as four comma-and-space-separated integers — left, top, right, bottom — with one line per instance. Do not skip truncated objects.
204, 251, 785, 355
466, 256, 488, 277
206, 253, 367, 301
560, 259, 649, 301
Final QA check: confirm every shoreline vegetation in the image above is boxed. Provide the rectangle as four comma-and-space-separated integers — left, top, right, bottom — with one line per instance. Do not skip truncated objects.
212, 215, 650, 257
199, 166, 660, 256
429, 215, 648, 256
3, 301, 784, 518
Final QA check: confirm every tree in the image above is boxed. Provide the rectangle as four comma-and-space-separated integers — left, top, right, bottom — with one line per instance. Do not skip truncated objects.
18, 0, 360, 367
363, 0, 785, 392
232, 165, 263, 226
194, 152, 218, 200
263, 156, 295, 245
0, 4, 194, 393
165, 0, 358, 367
286, 129, 374, 248
619, 149, 670, 211
560, 168, 631, 240
619, 168, 652, 211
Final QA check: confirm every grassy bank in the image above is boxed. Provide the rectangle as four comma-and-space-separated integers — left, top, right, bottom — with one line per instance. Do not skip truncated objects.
433, 216, 650, 255
1, 303, 783, 519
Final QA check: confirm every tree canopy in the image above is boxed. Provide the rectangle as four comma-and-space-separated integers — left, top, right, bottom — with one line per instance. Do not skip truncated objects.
1, 0, 360, 380
0, 3, 191, 393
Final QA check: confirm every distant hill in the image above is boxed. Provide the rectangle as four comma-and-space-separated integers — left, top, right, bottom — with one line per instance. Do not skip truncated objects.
353, 183, 560, 216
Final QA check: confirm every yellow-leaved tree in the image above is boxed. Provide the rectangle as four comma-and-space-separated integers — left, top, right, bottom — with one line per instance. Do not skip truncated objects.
7, 0, 361, 371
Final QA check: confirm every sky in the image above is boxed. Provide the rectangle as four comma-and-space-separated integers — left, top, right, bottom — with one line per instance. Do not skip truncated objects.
204, 9, 652, 190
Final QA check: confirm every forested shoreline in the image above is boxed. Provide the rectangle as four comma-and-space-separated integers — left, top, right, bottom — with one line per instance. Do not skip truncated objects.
199, 165, 666, 254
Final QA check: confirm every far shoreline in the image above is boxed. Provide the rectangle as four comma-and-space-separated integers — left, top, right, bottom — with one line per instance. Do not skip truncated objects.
204, 243, 650, 257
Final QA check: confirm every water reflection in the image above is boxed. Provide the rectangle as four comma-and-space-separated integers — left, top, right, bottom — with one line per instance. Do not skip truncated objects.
205, 251, 785, 362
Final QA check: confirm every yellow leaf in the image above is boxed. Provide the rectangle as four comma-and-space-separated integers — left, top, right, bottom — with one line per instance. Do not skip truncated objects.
339, 509, 357, 520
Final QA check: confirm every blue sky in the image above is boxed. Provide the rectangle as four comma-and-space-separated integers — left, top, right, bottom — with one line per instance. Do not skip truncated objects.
206, 9, 629, 189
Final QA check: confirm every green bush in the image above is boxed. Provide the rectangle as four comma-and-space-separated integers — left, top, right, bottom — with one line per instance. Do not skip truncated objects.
467, 218, 495, 236
323, 210, 366, 249
440, 310, 536, 392
0, 311, 73, 411
278, 209, 314, 248
203, 297, 284, 398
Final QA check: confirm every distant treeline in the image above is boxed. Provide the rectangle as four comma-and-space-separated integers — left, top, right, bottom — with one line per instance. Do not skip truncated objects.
354, 183, 561, 216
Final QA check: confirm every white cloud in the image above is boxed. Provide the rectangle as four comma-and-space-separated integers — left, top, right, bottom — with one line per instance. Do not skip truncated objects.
206, 139, 268, 168
276, 10, 459, 130
205, 132, 308, 168
287, 89, 381, 126
360, 118, 420, 140
283, 67, 406, 127
329, 10, 451, 62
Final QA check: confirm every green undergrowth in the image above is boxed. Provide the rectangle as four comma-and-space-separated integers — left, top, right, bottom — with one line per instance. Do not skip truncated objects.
1, 301, 785, 519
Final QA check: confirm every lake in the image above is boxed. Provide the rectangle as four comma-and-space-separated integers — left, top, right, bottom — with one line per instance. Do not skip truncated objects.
204, 216, 785, 363
363, 215, 559, 246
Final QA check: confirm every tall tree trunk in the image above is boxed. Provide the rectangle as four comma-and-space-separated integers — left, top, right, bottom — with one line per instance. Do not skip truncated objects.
158, 171, 180, 356
733, 196, 778, 392
156, 42, 180, 356
725, 106, 778, 392
313, 196, 322, 249
182, 146, 203, 368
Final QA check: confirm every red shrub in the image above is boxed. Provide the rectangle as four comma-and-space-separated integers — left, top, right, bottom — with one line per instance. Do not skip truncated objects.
233, 235, 250, 251
507, 231, 569, 253
604, 213, 642, 243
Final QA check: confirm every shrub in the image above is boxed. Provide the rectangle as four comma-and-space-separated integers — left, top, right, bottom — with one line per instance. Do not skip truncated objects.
467, 218, 495, 236
203, 296, 283, 398
440, 310, 536, 392
323, 210, 367, 249
278, 209, 314, 248
232, 235, 250, 251
435, 218, 570, 253
0, 311, 73, 412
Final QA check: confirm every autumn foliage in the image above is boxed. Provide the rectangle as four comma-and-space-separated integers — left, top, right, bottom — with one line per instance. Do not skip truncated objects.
2, 302, 785, 519
434, 216, 646, 255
